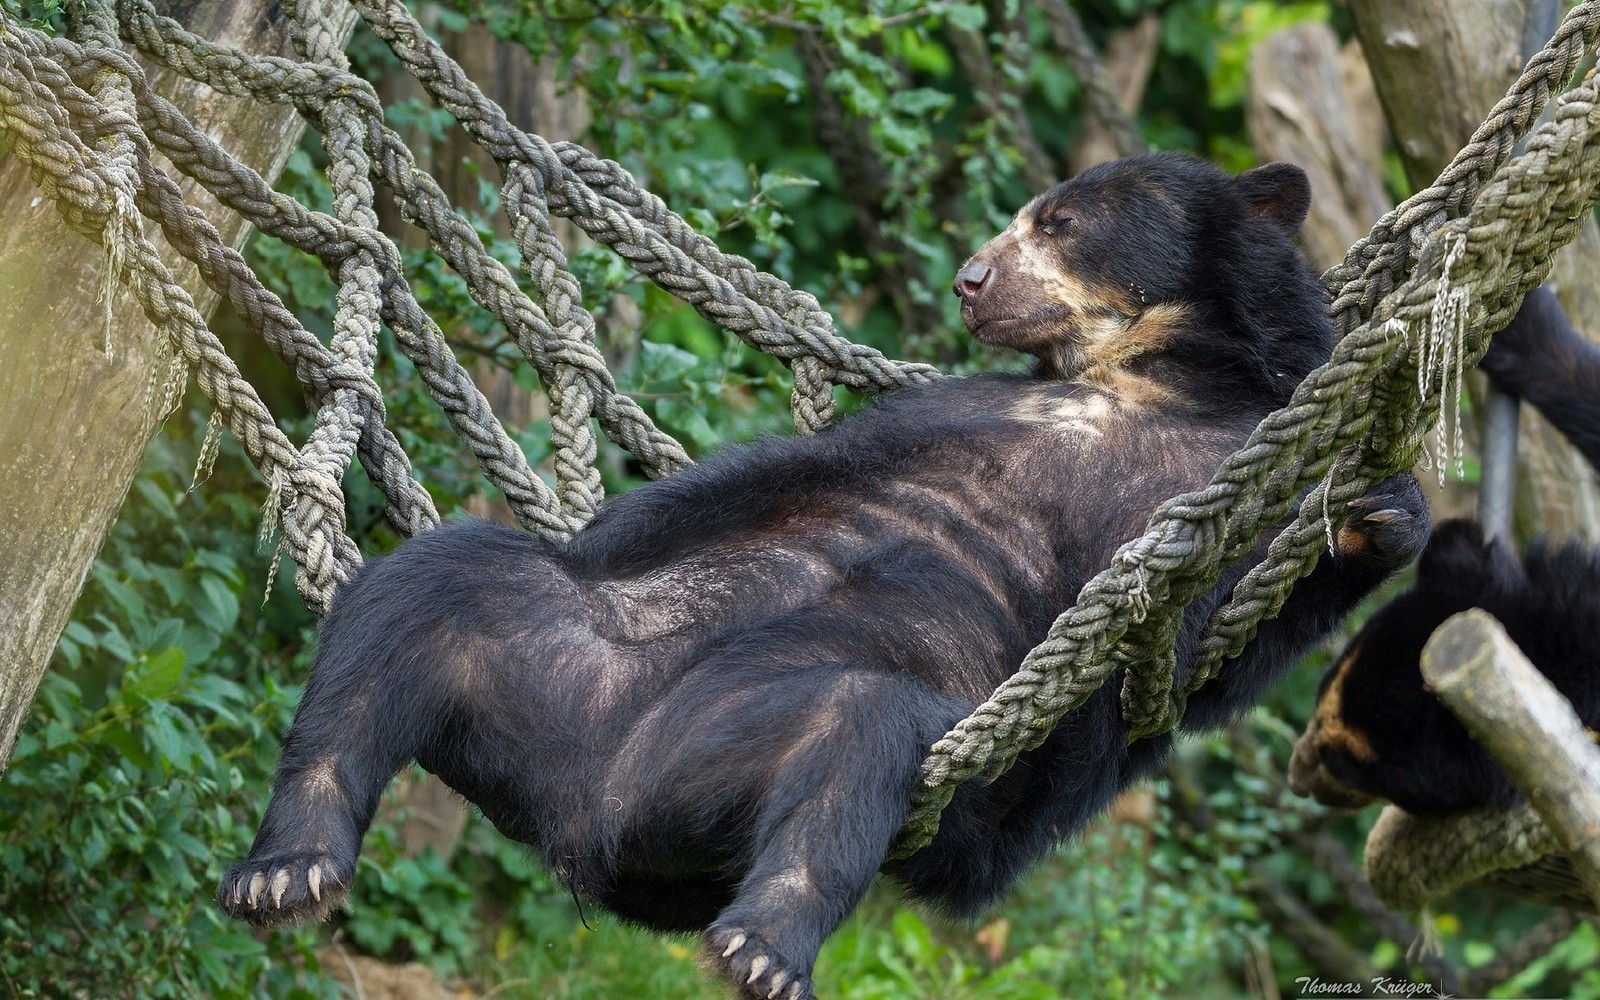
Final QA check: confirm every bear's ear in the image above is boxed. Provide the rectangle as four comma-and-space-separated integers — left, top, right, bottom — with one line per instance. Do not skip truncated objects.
1235, 162, 1311, 231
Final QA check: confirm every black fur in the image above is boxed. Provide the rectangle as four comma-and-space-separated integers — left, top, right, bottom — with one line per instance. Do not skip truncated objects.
1290, 520, 1600, 816
1290, 288, 1600, 817
1479, 286, 1600, 465
220, 154, 1427, 1000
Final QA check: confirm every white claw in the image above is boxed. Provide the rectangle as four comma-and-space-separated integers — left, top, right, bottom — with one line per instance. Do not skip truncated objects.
270, 869, 291, 908
747, 955, 769, 984
767, 970, 790, 998
721, 932, 747, 958
307, 863, 323, 902
786, 982, 804, 1000
246, 872, 267, 909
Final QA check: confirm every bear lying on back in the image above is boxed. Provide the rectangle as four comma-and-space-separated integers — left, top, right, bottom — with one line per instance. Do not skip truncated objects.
1290, 287, 1600, 816
219, 153, 1427, 1000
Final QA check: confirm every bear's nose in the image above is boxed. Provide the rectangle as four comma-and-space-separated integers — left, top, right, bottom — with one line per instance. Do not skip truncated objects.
952, 262, 994, 304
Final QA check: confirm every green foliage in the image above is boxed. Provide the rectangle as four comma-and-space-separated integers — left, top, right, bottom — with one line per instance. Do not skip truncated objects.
0, 416, 335, 999
471, 808, 1256, 1000
0, 0, 63, 32
1494, 921, 1600, 1000
344, 837, 478, 971
815, 815, 1257, 1000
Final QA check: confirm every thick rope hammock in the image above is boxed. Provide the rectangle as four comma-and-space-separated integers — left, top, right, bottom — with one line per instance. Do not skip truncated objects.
5, 0, 1600, 886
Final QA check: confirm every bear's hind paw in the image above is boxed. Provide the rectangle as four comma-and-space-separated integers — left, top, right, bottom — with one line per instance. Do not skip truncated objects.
217, 851, 349, 926
704, 924, 814, 1000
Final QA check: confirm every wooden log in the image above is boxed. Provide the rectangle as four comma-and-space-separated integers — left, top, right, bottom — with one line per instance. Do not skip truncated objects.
1421, 609, 1600, 910
1350, 0, 1600, 535
1066, 14, 1159, 176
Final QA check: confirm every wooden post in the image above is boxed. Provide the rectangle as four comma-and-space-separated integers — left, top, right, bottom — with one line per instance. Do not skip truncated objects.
0, 2, 358, 772
1422, 610, 1600, 910
1245, 22, 1393, 272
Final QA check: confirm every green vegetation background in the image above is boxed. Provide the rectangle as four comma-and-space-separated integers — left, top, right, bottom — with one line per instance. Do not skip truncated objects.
3, 1, 1597, 997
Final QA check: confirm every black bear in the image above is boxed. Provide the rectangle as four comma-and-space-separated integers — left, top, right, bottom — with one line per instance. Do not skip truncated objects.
220, 153, 1427, 1000
1290, 287, 1600, 816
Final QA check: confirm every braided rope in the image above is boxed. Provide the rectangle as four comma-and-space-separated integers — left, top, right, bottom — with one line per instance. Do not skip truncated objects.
32, 18, 571, 545
1364, 803, 1561, 911
0, 17, 359, 611
35, 34, 438, 540
1321, 0, 1600, 333
114, 0, 670, 524
121, 54, 571, 536
346, 0, 943, 424
0, 0, 931, 607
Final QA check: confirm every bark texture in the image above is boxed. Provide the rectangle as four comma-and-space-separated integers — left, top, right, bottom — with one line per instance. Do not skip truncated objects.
1423, 610, 1600, 911
0, 1, 357, 772
1246, 23, 1392, 272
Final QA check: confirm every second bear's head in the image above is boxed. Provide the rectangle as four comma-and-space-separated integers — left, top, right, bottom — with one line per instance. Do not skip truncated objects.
953, 152, 1326, 408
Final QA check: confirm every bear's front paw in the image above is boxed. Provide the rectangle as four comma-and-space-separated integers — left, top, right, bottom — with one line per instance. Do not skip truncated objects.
217, 851, 350, 926
1334, 473, 1430, 569
704, 924, 814, 1000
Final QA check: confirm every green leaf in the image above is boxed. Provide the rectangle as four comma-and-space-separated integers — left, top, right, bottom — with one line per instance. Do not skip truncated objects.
637, 340, 701, 386
96, 573, 147, 625
144, 706, 189, 771
124, 647, 185, 703
196, 574, 241, 634
99, 720, 153, 768
943, 3, 987, 32
41, 721, 76, 751
133, 477, 178, 522
62, 619, 97, 646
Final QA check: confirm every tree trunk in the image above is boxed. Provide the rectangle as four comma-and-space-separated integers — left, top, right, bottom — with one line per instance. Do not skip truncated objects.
1066, 15, 1159, 177
1245, 24, 1392, 273
1350, 0, 1600, 535
0, 1, 357, 772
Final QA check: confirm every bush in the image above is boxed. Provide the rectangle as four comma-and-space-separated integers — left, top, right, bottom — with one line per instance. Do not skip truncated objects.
0, 420, 336, 997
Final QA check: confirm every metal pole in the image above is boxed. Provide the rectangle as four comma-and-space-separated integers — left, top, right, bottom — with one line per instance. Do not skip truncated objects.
1478, 0, 1562, 539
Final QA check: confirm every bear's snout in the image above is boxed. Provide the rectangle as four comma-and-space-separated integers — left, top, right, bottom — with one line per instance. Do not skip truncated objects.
952, 261, 995, 305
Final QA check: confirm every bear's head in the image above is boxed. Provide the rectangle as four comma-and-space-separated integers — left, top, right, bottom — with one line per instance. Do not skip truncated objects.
953, 152, 1324, 408
1288, 520, 1528, 815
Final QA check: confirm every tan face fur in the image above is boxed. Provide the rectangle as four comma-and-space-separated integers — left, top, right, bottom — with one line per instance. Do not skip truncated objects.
956, 198, 1189, 401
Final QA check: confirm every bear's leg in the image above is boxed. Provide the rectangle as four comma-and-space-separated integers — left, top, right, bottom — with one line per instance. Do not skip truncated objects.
700, 671, 933, 1000
215, 679, 422, 925
1480, 286, 1600, 468
216, 588, 477, 924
